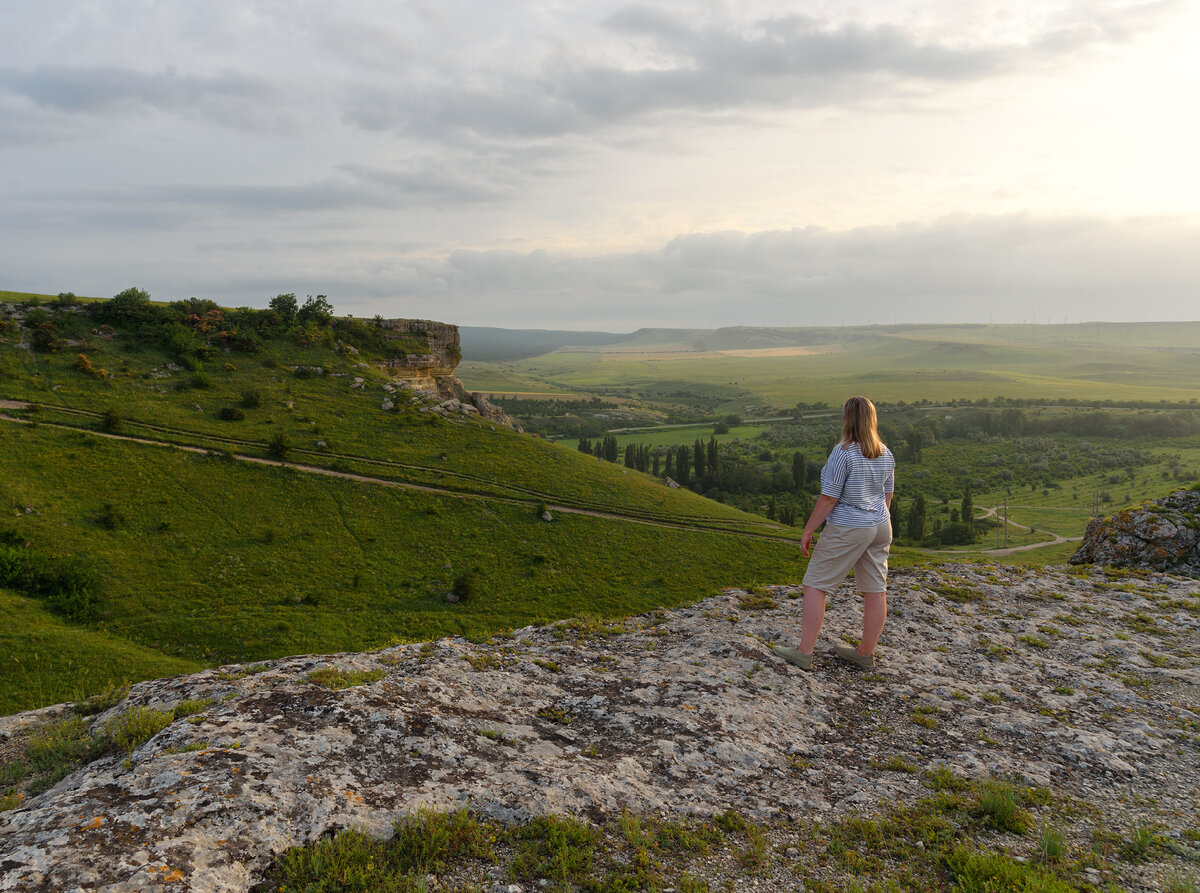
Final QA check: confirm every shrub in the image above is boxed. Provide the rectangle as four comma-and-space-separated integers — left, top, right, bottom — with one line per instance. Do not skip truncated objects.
25, 716, 106, 773
190, 371, 211, 389
452, 570, 479, 603
510, 815, 598, 887
294, 366, 314, 380
388, 809, 492, 874
945, 846, 1073, 893
0, 543, 100, 621
107, 706, 175, 753
218, 407, 245, 422
31, 322, 60, 353
267, 431, 291, 461
100, 408, 123, 433
972, 779, 1031, 834
76, 683, 130, 716
241, 389, 263, 409
95, 502, 125, 530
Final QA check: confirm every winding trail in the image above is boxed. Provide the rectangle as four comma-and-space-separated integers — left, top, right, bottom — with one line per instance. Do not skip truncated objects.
927, 504, 1082, 557
0, 403, 803, 547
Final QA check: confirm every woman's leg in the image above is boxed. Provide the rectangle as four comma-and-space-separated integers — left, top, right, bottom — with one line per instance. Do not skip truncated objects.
859, 591, 887, 656
798, 586, 827, 654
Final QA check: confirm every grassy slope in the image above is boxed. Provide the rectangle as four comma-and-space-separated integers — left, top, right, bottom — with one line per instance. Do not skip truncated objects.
0, 589, 200, 715
0, 423, 804, 705
0, 301, 825, 713
0, 323, 775, 530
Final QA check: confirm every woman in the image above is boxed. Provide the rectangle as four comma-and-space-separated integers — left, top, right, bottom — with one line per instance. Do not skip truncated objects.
774, 396, 894, 671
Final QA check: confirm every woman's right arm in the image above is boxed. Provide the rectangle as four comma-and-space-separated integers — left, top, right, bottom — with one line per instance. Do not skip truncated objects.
800, 494, 838, 557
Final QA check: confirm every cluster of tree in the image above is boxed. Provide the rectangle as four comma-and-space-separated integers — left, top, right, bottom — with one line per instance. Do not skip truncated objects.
898, 407, 1200, 444
22, 287, 429, 367
897, 487, 983, 545
596, 434, 819, 523
578, 434, 619, 462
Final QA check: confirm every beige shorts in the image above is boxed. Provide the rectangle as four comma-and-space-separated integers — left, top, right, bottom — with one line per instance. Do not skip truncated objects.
802, 521, 892, 594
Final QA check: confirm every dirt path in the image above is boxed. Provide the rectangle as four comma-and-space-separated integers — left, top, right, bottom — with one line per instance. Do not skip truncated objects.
0, 411, 803, 547
929, 504, 1082, 557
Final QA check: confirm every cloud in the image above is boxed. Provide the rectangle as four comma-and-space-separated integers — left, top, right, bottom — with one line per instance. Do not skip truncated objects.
3, 213, 1195, 329
343, 4, 1164, 141
15, 159, 520, 221
366, 215, 1200, 328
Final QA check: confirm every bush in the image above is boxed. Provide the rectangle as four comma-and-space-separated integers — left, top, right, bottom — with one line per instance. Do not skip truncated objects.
452, 570, 480, 603
294, 366, 314, 380
0, 543, 100, 621
31, 323, 60, 353
107, 706, 174, 753
190, 371, 211, 389
100, 408, 123, 433
218, 407, 246, 422
241, 389, 263, 409
267, 431, 291, 461
923, 522, 977, 546
95, 502, 125, 530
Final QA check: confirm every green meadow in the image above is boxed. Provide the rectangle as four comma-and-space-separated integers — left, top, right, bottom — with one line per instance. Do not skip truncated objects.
459, 321, 1200, 408
1, 294, 838, 713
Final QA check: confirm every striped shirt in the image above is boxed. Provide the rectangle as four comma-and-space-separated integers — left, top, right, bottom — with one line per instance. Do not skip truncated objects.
820, 442, 895, 528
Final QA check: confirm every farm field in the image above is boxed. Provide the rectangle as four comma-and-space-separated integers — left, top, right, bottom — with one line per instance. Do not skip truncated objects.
459, 321, 1200, 409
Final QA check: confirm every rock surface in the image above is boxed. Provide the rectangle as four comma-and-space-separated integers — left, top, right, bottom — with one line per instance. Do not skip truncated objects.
2, 565, 1198, 892
1071, 488, 1200, 576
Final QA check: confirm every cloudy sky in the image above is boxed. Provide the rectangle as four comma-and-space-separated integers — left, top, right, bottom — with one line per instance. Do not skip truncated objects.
2, 0, 1198, 329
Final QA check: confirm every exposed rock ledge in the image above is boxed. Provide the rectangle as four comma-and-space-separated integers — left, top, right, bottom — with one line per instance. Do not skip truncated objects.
1072, 487, 1200, 576
2, 565, 1198, 892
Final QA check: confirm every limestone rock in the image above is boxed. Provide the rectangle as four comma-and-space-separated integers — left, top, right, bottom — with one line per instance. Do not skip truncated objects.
2, 565, 1197, 892
1071, 488, 1200, 575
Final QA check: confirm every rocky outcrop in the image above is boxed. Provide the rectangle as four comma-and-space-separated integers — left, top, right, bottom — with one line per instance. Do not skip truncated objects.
373, 318, 512, 426
2, 565, 1198, 892
375, 319, 460, 376
1071, 488, 1200, 575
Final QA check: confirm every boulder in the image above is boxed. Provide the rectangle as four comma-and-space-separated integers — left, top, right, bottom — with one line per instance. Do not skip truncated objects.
1070, 488, 1200, 575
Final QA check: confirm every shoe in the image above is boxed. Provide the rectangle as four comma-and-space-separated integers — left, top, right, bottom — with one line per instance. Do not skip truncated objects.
833, 643, 874, 669
772, 645, 813, 671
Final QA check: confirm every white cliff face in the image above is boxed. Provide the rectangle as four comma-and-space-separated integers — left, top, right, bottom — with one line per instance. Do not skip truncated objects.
1, 564, 1198, 892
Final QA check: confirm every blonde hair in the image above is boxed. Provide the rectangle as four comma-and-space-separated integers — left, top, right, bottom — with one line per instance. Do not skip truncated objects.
840, 395, 884, 459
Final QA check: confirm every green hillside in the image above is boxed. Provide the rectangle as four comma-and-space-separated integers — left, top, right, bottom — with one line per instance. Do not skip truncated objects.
0, 292, 820, 714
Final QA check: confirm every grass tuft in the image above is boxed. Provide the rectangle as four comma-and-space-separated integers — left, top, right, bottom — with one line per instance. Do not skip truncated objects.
305, 667, 385, 690
106, 706, 175, 753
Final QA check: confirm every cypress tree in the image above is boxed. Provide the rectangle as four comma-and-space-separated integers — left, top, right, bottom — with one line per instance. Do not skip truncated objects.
707, 436, 718, 472
665, 451, 674, 478
624, 444, 635, 467
906, 492, 927, 540
652, 453, 661, 476
693, 439, 705, 478
961, 486, 973, 524
792, 452, 807, 491
767, 495, 777, 521
676, 444, 690, 484
577, 436, 591, 454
